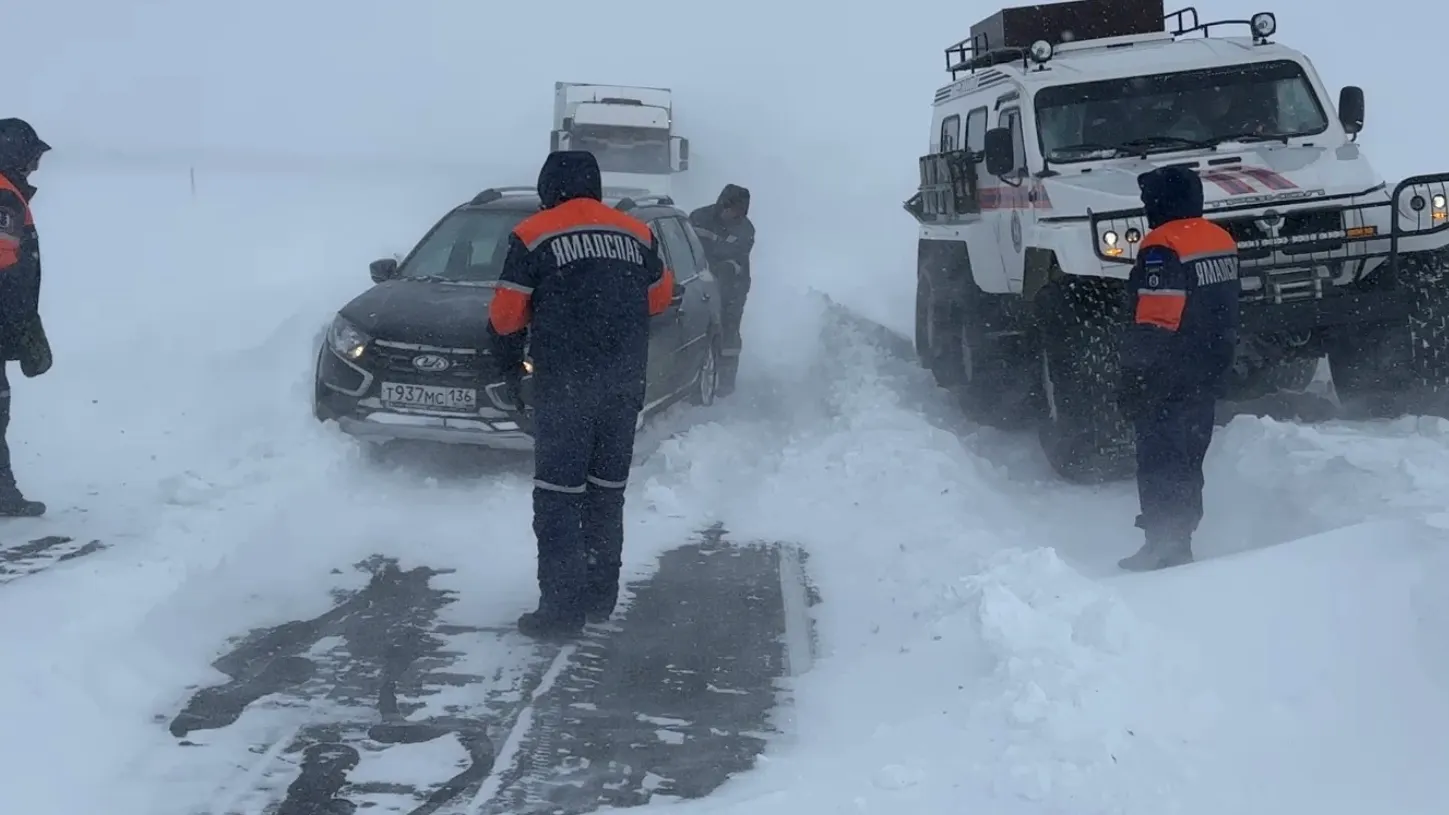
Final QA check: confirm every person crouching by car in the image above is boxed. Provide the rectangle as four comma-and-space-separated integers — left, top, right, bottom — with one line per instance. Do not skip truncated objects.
487, 150, 674, 639
0, 118, 53, 517
689, 184, 754, 395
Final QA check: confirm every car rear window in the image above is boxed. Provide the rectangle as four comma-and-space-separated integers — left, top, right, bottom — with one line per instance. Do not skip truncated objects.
398, 209, 530, 283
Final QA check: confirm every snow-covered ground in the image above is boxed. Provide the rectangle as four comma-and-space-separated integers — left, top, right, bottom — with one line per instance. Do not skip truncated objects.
1, 162, 1446, 815
8, 1, 1449, 813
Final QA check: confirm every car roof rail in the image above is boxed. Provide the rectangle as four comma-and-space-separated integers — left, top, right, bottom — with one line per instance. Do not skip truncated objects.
614, 194, 675, 212
470, 186, 537, 205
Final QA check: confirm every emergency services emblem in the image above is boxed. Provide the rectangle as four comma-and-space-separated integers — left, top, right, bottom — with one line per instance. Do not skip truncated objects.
0, 207, 14, 233
1147, 272, 1161, 288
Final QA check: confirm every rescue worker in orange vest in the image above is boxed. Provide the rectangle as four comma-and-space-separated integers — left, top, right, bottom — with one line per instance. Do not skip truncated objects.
488, 150, 674, 639
0, 118, 53, 517
1116, 165, 1239, 571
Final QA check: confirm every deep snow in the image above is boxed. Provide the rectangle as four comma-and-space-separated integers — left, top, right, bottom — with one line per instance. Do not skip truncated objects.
7, 0, 1449, 812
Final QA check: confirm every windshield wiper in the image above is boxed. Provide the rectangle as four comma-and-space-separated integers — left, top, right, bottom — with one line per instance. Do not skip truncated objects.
1209, 131, 1292, 145
1047, 142, 1133, 159
1117, 135, 1216, 155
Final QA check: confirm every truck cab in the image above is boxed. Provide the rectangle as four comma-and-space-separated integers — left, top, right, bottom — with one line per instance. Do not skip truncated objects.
551, 82, 690, 199
906, 0, 1449, 482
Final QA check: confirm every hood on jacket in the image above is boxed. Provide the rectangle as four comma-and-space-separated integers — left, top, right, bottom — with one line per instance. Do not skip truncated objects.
717, 183, 750, 215
537, 150, 603, 208
1138, 165, 1204, 229
0, 118, 49, 172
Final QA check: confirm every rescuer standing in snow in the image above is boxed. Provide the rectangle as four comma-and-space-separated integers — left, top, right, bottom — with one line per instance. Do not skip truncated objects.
488, 150, 674, 639
1116, 165, 1239, 571
689, 184, 754, 395
0, 118, 53, 517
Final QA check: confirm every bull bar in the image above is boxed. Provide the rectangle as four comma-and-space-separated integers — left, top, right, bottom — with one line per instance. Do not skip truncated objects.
1085, 173, 1449, 333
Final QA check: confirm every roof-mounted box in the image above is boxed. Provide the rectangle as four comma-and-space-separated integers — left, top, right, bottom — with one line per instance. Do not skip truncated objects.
969, 0, 1165, 50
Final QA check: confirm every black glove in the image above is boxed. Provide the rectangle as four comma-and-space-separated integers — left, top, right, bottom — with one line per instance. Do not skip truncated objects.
1116, 368, 1152, 422
17, 314, 51, 378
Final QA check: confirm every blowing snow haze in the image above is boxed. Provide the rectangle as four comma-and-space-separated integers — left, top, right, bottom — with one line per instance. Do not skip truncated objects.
5, 1, 1449, 814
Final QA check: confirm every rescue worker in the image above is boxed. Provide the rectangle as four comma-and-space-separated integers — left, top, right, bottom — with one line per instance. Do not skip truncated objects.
0, 119, 52, 517
1116, 165, 1239, 571
488, 150, 674, 639
689, 184, 754, 394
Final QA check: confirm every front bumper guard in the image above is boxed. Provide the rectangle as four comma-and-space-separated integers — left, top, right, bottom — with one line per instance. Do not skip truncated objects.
1087, 173, 1449, 283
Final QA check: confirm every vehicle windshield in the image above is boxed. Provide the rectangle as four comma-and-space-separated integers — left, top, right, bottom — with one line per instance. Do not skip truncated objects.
397, 209, 529, 283
572, 123, 672, 175
1035, 59, 1330, 163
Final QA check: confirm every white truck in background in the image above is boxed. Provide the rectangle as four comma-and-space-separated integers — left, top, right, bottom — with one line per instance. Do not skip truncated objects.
551, 82, 690, 199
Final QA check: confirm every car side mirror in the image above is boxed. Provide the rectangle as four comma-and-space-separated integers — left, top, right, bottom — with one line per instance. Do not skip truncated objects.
369, 258, 399, 283
1338, 85, 1364, 136
984, 127, 1016, 177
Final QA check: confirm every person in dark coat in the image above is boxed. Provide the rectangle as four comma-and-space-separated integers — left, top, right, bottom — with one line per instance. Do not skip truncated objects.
1116, 165, 1240, 571
488, 150, 674, 639
0, 118, 53, 517
689, 184, 754, 394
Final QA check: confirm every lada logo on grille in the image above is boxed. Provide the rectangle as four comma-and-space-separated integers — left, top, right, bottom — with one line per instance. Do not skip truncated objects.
412, 354, 451, 372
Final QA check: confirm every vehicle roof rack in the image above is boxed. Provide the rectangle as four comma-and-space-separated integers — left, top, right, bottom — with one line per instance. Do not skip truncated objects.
469, 186, 537, 205
614, 194, 674, 211
946, 0, 1167, 77
1164, 6, 1277, 43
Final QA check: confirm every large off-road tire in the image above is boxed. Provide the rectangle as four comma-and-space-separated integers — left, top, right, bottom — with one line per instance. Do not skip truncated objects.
1405, 249, 1449, 397
915, 249, 1033, 427
1035, 277, 1135, 483
915, 272, 964, 388
1329, 248, 1449, 416
1226, 356, 1320, 401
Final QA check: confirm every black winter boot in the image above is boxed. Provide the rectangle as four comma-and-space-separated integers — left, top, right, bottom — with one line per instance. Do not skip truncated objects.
1118, 534, 1193, 572
517, 607, 584, 641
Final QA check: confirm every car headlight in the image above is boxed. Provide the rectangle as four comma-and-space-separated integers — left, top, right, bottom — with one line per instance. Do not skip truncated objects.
328, 315, 370, 361
522, 359, 534, 374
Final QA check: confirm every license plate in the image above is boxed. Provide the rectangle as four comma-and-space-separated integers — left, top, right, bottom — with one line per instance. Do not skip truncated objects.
380, 382, 476, 411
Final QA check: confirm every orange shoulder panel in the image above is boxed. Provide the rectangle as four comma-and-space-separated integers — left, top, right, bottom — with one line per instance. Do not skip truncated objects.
0, 174, 34, 226
648, 266, 676, 316
1140, 218, 1236, 258
512, 198, 654, 249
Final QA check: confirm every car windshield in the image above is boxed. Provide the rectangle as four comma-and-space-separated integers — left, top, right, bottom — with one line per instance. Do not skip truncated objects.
397, 209, 529, 283
1035, 59, 1330, 163
572, 124, 672, 175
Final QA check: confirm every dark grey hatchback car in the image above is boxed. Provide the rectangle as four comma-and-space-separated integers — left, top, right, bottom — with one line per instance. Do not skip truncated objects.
313, 186, 724, 449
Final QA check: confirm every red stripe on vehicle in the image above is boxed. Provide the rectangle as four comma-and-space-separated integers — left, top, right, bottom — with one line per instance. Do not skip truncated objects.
1200, 171, 1255, 195
1230, 166, 1297, 190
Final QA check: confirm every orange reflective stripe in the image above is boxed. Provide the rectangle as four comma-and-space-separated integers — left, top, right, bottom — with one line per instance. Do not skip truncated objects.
648, 267, 675, 316
489, 287, 532, 335
1140, 218, 1236, 261
0, 237, 17, 269
1135, 289, 1186, 331
512, 198, 654, 251
0, 175, 33, 226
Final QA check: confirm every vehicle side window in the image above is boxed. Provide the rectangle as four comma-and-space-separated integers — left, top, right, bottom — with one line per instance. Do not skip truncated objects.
681, 220, 710, 270
998, 107, 1027, 175
651, 217, 700, 282
940, 115, 961, 152
964, 106, 988, 157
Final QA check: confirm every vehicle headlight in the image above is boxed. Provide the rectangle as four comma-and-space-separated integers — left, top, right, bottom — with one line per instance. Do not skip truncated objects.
522, 359, 534, 374
328, 315, 370, 361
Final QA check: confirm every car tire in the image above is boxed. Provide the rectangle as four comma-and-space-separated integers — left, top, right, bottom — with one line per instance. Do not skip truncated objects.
690, 336, 721, 406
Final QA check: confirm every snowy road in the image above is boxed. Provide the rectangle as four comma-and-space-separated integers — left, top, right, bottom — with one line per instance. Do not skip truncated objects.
1, 166, 1448, 814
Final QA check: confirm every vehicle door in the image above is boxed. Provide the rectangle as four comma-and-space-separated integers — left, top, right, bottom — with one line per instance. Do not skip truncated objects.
645, 216, 689, 403
993, 100, 1034, 294
654, 216, 712, 390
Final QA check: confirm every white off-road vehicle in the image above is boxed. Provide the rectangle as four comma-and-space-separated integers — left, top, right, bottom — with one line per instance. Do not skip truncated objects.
906, 0, 1449, 482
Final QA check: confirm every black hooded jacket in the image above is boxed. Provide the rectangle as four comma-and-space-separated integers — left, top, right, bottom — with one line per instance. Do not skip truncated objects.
689, 184, 755, 279
488, 150, 672, 399
1122, 166, 1240, 397
0, 118, 48, 341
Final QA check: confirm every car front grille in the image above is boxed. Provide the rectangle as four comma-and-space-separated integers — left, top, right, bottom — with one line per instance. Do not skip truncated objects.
368, 342, 496, 387
1215, 208, 1344, 261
